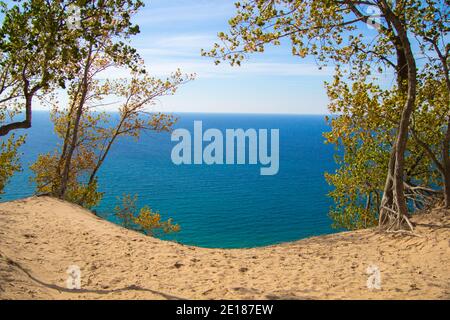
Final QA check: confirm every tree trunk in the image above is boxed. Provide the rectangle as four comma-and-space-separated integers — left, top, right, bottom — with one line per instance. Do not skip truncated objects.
79, 110, 130, 206
79, 126, 120, 206
379, 146, 395, 226
379, 1, 417, 230
57, 45, 93, 199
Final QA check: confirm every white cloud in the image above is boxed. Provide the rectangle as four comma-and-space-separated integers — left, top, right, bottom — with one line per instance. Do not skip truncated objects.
135, 0, 233, 26
95, 59, 332, 80
134, 33, 216, 58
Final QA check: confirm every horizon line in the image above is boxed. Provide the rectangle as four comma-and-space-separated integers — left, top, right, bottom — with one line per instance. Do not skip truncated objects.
32, 110, 332, 116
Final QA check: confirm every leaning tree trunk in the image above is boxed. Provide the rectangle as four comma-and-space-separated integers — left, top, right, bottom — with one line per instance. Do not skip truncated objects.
58, 45, 93, 199
379, 146, 396, 226
391, 73, 416, 230
378, 2, 417, 231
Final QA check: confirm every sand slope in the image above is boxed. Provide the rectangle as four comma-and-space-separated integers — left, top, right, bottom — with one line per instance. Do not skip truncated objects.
0, 196, 449, 300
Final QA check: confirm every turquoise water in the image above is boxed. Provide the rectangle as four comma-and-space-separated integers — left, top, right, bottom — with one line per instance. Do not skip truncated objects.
2, 112, 337, 248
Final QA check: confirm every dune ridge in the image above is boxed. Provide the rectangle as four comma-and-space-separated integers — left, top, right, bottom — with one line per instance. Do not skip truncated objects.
0, 196, 449, 300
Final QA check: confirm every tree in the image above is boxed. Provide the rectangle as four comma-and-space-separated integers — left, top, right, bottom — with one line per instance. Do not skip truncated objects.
0, 0, 147, 195
0, 0, 81, 136
0, 0, 144, 136
114, 194, 180, 237
203, 0, 448, 230
26, 1, 193, 216
46, 0, 144, 199
324, 65, 443, 230
31, 55, 192, 207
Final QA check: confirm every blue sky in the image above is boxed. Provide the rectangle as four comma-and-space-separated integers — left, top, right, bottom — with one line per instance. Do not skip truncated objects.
2, 1, 443, 114
128, 0, 333, 114
5, 0, 408, 115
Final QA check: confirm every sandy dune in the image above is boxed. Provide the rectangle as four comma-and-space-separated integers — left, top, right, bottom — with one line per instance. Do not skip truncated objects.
0, 196, 449, 300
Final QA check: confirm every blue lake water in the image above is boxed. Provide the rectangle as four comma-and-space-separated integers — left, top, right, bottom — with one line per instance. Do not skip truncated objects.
2, 112, 337, 248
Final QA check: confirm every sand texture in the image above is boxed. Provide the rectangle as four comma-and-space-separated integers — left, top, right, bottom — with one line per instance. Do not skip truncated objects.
0, 196, 449, 300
